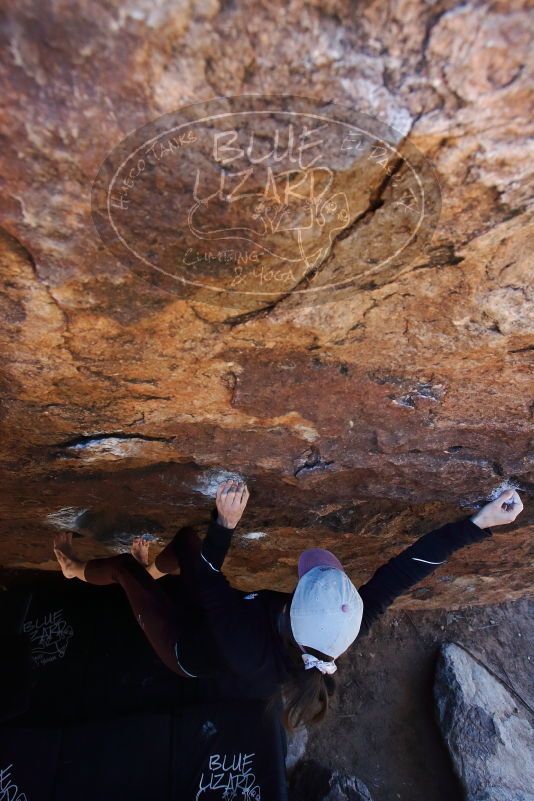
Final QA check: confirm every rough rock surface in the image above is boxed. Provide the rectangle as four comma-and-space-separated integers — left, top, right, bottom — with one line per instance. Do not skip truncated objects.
286, 726, 309, 772
434, 642, 534, 801
0, 0, 532, 606
289, 759, 373, 801
294, 598, 533, 801
323, 774, 373, 801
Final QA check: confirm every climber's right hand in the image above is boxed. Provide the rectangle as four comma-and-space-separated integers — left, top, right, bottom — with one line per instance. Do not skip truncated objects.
216, 479, 250, 529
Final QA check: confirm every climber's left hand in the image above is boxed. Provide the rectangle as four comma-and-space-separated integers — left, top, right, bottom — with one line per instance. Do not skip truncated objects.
470, 489, 524, 529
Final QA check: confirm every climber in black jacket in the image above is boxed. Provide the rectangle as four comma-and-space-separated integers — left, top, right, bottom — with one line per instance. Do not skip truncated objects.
53, 482, 523, 730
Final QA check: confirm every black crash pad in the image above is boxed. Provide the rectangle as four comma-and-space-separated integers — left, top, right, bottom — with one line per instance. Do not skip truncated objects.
0, 576, 289, 800
0, 704, 288, 801
172, 700, 288, 801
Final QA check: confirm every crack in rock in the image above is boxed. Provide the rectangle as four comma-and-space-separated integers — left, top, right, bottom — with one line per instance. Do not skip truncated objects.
223, 154, 409, 323
294, 447, 335, 478
46, 506, 88, 530
368, 371, 446, 406
409, 242, 465, 272
54, 432, 175, 450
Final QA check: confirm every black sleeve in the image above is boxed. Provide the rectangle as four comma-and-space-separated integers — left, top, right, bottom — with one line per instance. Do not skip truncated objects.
200, 507, 235, 571
358, 516, 493, 636
192, 509, 276, 676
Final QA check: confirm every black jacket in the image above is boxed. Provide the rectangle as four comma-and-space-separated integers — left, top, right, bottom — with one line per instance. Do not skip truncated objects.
190, 510, 493, 696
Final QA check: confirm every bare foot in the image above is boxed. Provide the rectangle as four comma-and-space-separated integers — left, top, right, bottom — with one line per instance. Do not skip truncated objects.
131, 536, 150, 567
131, 536, 168, 578
53, 532, 87, 581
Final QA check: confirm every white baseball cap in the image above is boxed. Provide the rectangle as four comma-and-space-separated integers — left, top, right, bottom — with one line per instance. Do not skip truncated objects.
290, 548, 364, 667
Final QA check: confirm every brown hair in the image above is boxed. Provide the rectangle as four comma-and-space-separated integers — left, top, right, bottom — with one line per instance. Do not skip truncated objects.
276, 636, 337, 732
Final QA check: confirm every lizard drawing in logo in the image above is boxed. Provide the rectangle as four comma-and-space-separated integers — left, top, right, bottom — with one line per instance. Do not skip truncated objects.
187, 166, 350, 277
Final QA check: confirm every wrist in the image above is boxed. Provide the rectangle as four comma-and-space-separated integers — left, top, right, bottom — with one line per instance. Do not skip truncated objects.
216, 514, 237, 530
469, 511, 488, 529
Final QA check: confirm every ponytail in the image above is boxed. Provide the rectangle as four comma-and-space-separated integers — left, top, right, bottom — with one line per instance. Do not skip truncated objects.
282, 663, 336, 731
272, 635, 338, 732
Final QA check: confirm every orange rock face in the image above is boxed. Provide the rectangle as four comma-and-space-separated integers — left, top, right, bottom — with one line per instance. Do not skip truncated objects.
0, 0, 532, 609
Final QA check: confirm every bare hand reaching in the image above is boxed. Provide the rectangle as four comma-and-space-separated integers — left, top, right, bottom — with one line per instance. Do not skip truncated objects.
470, 488, 524, 529
216, 479, 250, 529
